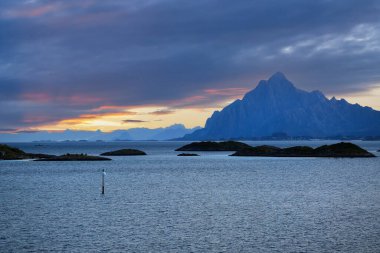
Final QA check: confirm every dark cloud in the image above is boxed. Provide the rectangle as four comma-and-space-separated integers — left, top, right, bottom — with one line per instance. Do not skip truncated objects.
148, 110, 175, 115
123, 119, 147, 123
16, 130, 40, 133
0, 128, 17, 133
0, 0, 380, 129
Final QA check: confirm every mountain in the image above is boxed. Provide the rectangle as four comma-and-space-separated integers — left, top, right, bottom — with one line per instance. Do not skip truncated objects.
0, 124, 199, 142
152, 124, 201, 140
117, 124, 201, 140
182, 72, 380, 140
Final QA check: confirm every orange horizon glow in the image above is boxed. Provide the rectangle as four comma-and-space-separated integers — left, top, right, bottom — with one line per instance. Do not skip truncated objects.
33, 106, 218, 133
6, 86, 380, 134
332, 85, 380, 110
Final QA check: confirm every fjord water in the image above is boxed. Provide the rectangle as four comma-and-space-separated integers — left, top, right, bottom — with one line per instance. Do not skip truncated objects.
0, 141, 379, 252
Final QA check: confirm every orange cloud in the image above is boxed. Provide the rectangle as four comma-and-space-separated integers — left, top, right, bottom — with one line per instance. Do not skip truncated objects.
22, 115, 51, 124
92, 105, 130, 111
167, 88, 249, 109
3, 1, 97, 19
21, 92, 103, 105
21, 92, 52, 103
65, 95, 103, 105
61, 112, 129, 121
90, 105, 138, 115
168, 95, 208, 108
16, 87, 247, 132
4, 4, 61, 18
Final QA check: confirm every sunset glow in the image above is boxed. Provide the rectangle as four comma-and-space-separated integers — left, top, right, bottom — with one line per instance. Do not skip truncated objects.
1, 0, 379, 134
34, 106, 217, 132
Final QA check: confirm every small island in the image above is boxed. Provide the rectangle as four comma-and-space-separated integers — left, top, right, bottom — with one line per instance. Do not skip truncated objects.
231, 142, 375, 158
35, 153, 111, 161
0, 144, 54, 160
177, 153, 199, 156
101, 149, 146, 156
176, 141, 252, 151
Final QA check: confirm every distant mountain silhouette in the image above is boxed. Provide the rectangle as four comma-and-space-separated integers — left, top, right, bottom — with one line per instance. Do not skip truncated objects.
117, 124, 200, 140
0, 124, 200, 142
182, 72, 380, 140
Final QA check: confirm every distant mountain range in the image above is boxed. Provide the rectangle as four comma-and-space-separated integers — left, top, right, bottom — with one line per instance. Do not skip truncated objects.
181, 72, 380, 140
3, 72, 380, 142
116, 124, 201, 140
0, 124, 200, 142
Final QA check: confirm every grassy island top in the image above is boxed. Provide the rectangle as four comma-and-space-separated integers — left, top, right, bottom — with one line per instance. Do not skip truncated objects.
35, 153, 111, 161
176, 141, 374, 158
177, 153, 199, 156
101, 149, 146, 156
231, 142, 375, 158
0, 144, 54, 160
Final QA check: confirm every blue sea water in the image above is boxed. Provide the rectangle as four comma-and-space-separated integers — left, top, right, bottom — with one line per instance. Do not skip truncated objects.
0, 141, 379, 252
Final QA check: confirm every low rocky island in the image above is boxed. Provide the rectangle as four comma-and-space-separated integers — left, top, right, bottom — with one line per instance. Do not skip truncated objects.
0, 144, 54, 160
101, 149, 146, 156
35, 153, 111, 161
231, 142, 375, 158
176, 141, 252, 151
177, 153, 199, 156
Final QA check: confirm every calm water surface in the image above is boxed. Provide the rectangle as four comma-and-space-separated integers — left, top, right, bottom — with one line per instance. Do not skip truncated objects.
0, 141, 379, 252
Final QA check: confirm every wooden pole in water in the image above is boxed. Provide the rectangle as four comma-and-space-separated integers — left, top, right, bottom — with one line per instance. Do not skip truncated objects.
101, 169, 105, 195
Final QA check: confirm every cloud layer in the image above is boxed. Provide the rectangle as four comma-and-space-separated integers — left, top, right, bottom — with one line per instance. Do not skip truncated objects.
1, 0, 380, 130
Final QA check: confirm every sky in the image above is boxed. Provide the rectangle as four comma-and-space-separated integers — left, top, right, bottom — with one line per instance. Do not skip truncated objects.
1, 0, 380, 133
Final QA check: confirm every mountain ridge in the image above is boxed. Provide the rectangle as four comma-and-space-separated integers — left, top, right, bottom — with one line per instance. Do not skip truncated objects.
181, 72, 380, 140
0, 124, 200, 142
